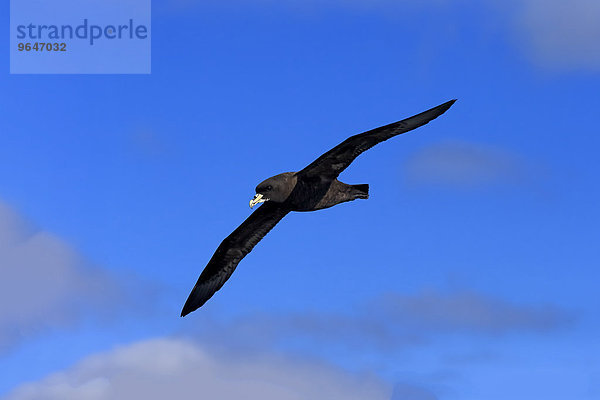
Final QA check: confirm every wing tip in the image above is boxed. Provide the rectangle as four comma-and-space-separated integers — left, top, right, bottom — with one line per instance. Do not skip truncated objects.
180, 292, 201, 317
180, 304, 193, 317
180, 302, 199, 317
441, 98, 457, 111
427, 98, 457, 119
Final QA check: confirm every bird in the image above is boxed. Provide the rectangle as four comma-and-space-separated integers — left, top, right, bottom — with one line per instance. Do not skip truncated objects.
181, 99, 456, 316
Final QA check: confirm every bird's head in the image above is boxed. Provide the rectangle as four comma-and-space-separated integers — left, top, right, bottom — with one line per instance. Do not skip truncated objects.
250, 172, 297, 208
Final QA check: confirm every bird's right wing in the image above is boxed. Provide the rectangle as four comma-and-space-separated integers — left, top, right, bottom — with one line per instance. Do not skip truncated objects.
181, 201, 290, 316
299, 100, 456, 180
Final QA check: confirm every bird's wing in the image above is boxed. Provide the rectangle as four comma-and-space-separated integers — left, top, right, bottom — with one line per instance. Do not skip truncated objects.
181, 202, 290, 316
299, 99, 456, 180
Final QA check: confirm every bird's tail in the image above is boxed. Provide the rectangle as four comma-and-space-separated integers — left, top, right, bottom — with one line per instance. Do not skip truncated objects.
351, 184, 369, 199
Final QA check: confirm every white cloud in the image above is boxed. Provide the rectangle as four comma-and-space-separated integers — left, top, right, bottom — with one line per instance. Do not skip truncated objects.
4, 338, 391, 400
0, 202, 122, 350
0, 288, 572, 400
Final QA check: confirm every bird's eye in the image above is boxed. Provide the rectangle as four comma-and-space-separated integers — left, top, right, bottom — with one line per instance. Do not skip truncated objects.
266, 185, 273, 191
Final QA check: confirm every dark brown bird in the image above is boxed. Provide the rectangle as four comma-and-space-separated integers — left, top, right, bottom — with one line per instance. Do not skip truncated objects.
181, 99, 456, 316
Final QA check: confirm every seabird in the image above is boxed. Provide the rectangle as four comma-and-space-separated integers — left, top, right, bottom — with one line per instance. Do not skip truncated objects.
181, 99, 456, 316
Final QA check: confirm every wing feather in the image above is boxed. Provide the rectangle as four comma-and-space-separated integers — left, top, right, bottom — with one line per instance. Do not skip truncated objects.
299, 100, 456, 179
181, 202, 290, 316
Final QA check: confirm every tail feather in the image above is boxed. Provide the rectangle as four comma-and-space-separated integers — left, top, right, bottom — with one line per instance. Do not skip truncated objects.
351, 184, 369, 199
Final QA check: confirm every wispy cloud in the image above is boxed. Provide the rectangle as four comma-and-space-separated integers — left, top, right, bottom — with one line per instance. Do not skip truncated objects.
391, 382, 438, 400
4, 338, 391, 400
0, 202, 127, 351
191, 289, 573, 354
167, 0, 600, 71
513, 0, 600, 70
404, 141, 527, 188
371, 290, 571, 335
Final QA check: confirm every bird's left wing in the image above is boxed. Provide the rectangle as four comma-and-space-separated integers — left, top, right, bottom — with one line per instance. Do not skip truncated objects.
181, 202, 290, 316
299, 99, 456, 180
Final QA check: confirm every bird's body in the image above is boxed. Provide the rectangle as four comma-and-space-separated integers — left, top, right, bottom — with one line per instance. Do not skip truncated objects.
181, 99, 456, 316
313, 180, 370, 211
284, 176, 368, 211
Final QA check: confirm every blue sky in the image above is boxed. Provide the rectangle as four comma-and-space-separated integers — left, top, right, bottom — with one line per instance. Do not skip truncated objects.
1, 1, 599, 399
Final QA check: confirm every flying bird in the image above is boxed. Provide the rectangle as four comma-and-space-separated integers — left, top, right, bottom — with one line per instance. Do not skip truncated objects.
181, 99, 456, 316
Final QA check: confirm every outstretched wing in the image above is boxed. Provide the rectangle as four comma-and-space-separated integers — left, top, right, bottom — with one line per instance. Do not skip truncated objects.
181, 202, 290, 316
299, 99, 456, 179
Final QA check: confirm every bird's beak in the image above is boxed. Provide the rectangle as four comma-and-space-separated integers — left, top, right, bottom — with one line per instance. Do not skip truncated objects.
249, 193, 267, 208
